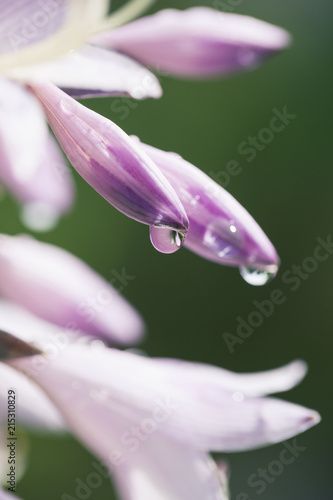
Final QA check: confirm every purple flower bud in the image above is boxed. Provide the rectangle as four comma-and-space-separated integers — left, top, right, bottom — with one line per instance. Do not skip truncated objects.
30, 82, 189, 252
93, 8, 291, 78
135, 139, 279, 283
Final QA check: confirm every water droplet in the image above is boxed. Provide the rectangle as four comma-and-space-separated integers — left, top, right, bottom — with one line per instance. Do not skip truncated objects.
237, 48, 259, 67
240, 265, 278, 286
90, 388, 108, 401
90, 339, 106, 350
149, 226, 185, 254
229, 220, 237, 233
232, 391, 244, 402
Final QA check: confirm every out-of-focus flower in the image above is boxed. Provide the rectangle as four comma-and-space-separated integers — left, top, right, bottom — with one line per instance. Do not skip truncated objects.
0, 329, 320, 500
93, 7, 291, 78
0, 361, 65, 432
0, 234, 144, 344
0, 0, 163, 231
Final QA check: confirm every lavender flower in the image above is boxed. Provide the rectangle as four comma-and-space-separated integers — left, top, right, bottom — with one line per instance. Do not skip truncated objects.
0, 328, 320, 500
0, 234, 144, 344
93, 7, 291, 78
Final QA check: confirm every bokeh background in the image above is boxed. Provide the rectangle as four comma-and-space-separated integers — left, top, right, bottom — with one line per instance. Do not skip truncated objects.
1, 0, 332, 498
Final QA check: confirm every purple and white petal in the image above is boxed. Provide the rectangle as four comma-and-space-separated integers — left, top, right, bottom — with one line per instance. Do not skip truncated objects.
7, 344, 320, 454
0, 235, 145, 345
93, 8, 291, 78
30, 83, 188, 250
0, 0, 109, 72
9, 45, 162, 100
134, 139, 279, 272
0, 77, 74, 229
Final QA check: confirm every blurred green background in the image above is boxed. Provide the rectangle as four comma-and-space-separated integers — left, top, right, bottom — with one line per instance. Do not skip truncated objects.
1, 0, 332, 498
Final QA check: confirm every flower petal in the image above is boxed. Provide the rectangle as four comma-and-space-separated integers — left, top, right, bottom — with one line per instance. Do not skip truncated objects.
0, 0, 109, 72
0, 363, 66, 431
7, 344, 320, 454
93, 8, 291, 78
153, 359, 308, 397
113, 440, 228, 500
8, 44, 162, 100
0, 78, 74, 228
0, 77, 47, 181
134, 139, 279, 271
30, 82, 188, 243
0, 235, 145, 345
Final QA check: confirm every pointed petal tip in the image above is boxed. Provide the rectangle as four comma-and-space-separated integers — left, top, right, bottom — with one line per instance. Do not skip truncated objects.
0, 330, 42, 361
304, 410, 321, 427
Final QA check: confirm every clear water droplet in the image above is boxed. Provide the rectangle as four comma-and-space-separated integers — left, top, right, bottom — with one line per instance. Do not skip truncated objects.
232, 391, 244, 402
149, 226, 185, 254
240, 265, 278, 286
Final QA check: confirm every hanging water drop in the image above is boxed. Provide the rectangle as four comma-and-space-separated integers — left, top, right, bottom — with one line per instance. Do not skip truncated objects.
149, 226, 186, 254
240, 265, 278, 286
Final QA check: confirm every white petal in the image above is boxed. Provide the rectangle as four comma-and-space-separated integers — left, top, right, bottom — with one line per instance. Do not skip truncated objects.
9, 45, 162, 99
0, 363, 66, 431
9, 345, 320, 453
0, 79, 74, 226
153, 359, 308, 397
0, 235, 145, 345
0, 0, 109, 72
0, 77, 47, 182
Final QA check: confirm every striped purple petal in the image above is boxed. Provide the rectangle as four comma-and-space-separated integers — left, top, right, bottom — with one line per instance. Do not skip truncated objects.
30, 82, 188, 251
